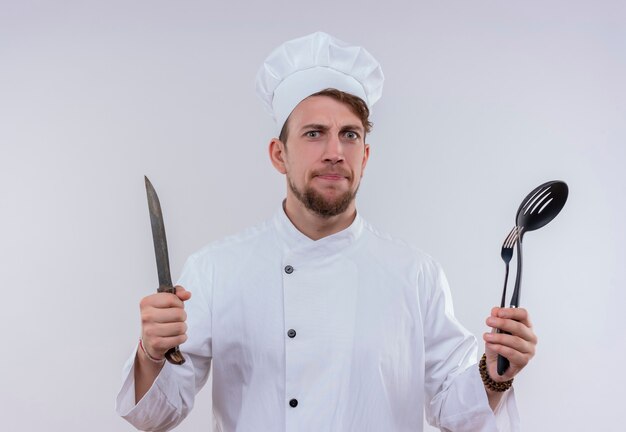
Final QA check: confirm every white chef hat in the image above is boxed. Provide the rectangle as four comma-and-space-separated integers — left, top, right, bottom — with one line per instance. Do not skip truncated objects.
256, 31, 384, 134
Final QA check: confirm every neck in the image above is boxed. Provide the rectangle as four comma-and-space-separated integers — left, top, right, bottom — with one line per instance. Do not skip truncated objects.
283, 196, 357, 241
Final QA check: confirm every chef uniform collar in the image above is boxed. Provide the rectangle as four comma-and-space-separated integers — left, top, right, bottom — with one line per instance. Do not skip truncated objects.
256, 31, 384, 135
273, 203, 364, 261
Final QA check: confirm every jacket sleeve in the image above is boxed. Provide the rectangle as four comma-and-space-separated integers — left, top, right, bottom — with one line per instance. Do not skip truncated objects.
115, 253, 213, 431
422, 261, 520, 432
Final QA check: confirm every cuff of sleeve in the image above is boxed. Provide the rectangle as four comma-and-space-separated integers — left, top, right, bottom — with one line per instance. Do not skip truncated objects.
115, 344, 181, 425
494, 381, 520, 432
438, 365, 521, 432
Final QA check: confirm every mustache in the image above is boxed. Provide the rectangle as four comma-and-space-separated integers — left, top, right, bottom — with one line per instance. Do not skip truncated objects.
311, 168, 352, 179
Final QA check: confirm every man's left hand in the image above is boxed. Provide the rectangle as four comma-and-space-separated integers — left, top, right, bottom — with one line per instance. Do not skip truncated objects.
483, 307, 537, 382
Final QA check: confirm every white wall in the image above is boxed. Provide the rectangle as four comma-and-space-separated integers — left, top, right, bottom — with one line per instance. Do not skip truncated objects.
1, 1, 624, 431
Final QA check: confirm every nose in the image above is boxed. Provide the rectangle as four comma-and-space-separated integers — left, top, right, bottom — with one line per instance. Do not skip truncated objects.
322, 133, 344, 164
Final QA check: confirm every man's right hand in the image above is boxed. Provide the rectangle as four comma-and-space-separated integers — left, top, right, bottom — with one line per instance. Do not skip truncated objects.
135, 286, 191, 403
139, 285, 191, 362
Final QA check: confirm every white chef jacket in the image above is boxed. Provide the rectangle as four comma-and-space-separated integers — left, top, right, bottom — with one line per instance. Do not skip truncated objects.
116, 207, 520, 431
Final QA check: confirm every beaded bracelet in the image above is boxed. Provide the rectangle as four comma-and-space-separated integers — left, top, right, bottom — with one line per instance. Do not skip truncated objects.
479, 353, 514, 392
139, 338, 166, 364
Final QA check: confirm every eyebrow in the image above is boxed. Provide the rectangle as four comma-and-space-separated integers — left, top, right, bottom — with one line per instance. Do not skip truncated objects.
340, 124, 365, 134
299, 123, 365, 134
299, 123, 329, 132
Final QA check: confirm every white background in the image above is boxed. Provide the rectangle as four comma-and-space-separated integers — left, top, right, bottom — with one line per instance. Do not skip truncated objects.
1, 1, 624, 431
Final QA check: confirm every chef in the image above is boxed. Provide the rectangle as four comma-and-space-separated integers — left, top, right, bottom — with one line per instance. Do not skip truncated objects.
116, 32, 536, 431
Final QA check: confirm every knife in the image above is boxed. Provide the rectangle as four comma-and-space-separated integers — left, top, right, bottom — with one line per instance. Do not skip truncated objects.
144, 176, 186, 365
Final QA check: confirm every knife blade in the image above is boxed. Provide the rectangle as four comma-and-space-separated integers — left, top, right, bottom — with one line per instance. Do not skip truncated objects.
144, 175, 185, 365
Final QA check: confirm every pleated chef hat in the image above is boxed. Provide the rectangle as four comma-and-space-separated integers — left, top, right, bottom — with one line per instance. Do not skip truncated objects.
256, 32, 384, 134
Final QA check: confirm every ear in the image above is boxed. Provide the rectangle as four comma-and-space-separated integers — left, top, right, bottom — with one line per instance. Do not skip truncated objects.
269, 138, 287, 174
360, 143, 370, 177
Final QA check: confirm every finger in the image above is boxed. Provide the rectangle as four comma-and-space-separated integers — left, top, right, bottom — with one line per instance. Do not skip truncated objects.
140, 292, 185, 309
148, 334, 189, 354
496, 307, 532, 327
142, 307, 187, 325
486, 316, 537, 344
143, 322, 188, 342
485, 342, 533, 368
175, 285, 192, 302
483, 332, 535, 356
144, 321, 188, 338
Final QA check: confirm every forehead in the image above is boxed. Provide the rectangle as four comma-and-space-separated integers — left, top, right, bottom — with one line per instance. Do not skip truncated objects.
288, 95, 362, 129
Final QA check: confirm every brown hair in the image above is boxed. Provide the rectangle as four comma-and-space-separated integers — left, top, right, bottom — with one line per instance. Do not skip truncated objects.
279, 88, 373, 145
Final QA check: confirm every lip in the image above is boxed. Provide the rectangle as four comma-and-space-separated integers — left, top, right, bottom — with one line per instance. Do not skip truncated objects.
315, 174, 347, 181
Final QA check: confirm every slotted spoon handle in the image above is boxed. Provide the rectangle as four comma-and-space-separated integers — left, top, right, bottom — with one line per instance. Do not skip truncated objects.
510, 238, 523, 308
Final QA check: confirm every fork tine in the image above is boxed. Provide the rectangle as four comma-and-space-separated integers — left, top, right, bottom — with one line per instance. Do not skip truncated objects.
503, 226, 518, 248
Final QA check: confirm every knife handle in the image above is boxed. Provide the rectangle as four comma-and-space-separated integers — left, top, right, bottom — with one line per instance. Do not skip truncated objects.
157, 285, 186, 366
165, 346, 186, 365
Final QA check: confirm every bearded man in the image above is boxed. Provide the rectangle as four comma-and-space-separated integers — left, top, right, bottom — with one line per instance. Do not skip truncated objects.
117, 32, 536, 432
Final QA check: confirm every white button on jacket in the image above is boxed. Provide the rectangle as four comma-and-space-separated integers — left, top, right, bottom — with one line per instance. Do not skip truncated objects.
117, 208, 519, 431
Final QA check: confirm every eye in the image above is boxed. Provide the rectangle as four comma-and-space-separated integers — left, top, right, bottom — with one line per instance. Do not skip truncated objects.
344, 131, 360, 140
305, 130, 320, 138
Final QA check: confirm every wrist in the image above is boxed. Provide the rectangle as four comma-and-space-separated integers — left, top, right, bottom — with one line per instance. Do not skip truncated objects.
138, 338, 166, 365
479, 353, 513, 392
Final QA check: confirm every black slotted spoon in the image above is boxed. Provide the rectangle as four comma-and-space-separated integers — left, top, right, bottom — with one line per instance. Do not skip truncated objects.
497, 180, 569, 375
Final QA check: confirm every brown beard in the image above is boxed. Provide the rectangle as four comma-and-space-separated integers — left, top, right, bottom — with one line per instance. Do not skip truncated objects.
288, 177, 359, 218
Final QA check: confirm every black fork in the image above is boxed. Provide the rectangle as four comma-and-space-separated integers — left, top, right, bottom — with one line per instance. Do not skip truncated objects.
497, 226, 519, 375
500, 227, 519, 308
